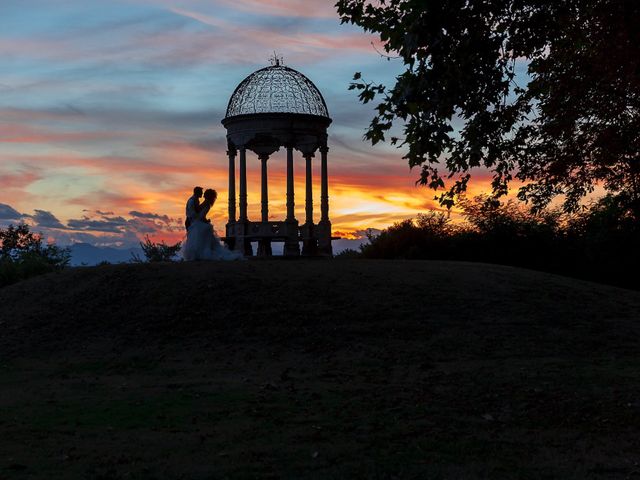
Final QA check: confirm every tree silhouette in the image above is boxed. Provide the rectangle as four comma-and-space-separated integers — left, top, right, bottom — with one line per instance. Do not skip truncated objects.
133, 236, 182, 263
336, 0, 640, 217
0, 224, 70, 286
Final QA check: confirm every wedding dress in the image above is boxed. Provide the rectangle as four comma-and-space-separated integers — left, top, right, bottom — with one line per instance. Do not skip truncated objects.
182, 203, 244, 261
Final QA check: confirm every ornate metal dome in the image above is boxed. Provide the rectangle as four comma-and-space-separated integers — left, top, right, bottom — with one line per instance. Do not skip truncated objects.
225, 65, 329, 118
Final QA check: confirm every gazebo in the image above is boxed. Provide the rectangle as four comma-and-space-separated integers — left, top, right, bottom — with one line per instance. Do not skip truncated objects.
221, 59, 333, 257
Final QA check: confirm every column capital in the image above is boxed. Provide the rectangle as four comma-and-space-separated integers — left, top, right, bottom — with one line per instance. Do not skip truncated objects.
319, 145, 329, 154
226, 145, 237, 157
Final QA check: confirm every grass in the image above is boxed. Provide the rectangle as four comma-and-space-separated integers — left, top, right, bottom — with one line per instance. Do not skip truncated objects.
0, 260, 639, 479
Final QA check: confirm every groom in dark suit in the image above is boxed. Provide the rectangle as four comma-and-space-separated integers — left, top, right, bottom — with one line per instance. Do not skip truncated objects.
185, 186, 203, 230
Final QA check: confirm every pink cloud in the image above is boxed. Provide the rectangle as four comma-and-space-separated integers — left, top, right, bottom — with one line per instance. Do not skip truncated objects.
215, 0, 337, 18
162, 7, 381, 64
1, 10, 378, 69
3, 149, 222, 177
0, 124, 123, 144
0, 169, 43, 190
0, 107, 83, 123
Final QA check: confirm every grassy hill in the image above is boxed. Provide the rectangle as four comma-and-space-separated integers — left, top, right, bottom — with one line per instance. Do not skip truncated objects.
1, 260, 639, 479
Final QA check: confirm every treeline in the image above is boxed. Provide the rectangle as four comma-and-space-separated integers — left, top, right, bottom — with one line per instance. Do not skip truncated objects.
0, 224, 70, 287
343, 195, 640, 290
0, 226, 182, 288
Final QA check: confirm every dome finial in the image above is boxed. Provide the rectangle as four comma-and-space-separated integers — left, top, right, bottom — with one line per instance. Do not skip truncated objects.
269, 51, 284, 67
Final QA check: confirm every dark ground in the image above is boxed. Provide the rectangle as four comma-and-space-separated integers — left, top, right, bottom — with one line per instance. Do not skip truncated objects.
1, 259, 639, 479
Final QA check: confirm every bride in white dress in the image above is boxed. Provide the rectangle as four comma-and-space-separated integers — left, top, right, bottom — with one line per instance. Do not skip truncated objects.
182, 189, 244, 261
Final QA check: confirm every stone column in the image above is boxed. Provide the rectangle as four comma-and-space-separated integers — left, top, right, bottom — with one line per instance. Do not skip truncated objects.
286, 146, 295, 222
320, 145, 329, 223
257, 153, 272, 256
239, 147, 248, 222
227, 148, 236, 223
284, 145, 300, 256
224, 147, 237, 251
302, 152, 317, 256
238, 147, 252, 256
260, 153, 269, 222
318, 144, 332, 256
305, 153, 313, 225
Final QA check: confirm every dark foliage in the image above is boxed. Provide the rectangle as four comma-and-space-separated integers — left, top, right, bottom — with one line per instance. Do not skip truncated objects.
334, 248, 361, 259
336, 0, 640, 216
359, 212, 461, 261
0, 224, 70, 287
359, 195, 640, 289
133, 235, 182, 263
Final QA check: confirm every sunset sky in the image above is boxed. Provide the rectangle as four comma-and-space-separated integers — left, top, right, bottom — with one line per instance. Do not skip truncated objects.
0, 0, 495, 251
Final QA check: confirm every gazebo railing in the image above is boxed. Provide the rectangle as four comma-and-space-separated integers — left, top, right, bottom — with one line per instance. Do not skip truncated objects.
248, 221, 287, 237
224, 220, 294, 242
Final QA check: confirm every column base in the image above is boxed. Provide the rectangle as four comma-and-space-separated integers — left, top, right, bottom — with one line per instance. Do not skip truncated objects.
302, 240, 317, 256
243, 238, 253, 256
301, 222, 317, 256
225, 222, 235, 251
284, 243, 300, 256
257, 239, 272, 257
284, 219, 300, 256
317, 220, 333, 257
228, 221, 252, 256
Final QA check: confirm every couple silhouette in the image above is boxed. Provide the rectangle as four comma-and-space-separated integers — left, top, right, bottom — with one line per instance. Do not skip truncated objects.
182, 186, 243, 261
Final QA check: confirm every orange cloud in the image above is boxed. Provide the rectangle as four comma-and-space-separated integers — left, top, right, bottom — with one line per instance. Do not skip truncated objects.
1, 124, 503, 245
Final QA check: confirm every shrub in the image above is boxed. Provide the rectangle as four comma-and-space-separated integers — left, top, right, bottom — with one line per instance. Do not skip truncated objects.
0, 224, 70, 287
0, 257, 20, 287
360, 213, 458, 260
133, 236, 182, 262
335, 248, 361, 259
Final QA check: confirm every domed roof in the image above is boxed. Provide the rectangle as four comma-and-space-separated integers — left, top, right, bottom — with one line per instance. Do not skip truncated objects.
225, 64, 329, 118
